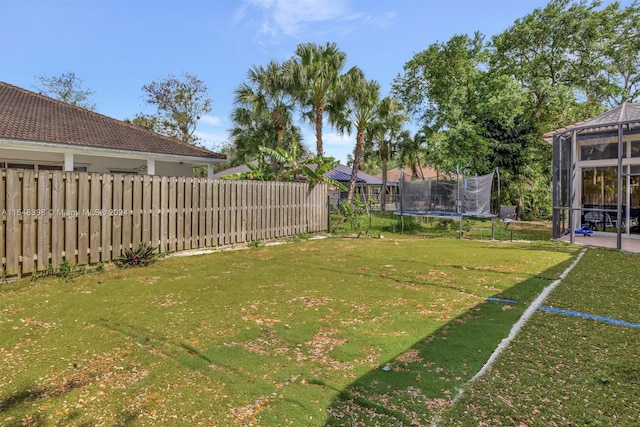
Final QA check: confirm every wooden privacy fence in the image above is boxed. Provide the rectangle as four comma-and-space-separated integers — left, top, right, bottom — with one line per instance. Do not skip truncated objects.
0, 169, 328, 277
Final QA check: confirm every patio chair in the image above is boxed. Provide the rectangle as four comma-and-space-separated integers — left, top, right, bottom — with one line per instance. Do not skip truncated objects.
605, 213, 626, 231
585, 211, 604, 230
499, 206, 516, 228
499, 206, 517, 222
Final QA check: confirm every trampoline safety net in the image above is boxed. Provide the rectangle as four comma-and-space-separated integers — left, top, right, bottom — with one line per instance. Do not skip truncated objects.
398, 172, 495, 217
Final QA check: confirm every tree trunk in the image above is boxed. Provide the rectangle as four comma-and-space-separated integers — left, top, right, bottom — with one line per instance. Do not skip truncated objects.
315, 104, 324, 157
517, 196, 524, 221
272, 124, 284, 171
380, 145, 389, 211
347, 128, 366, 202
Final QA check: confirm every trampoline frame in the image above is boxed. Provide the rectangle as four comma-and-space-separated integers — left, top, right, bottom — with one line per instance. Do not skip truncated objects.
395, 168, 500, 237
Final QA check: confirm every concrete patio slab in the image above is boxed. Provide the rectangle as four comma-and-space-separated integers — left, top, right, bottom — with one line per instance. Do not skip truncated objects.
558, 232, 640, 253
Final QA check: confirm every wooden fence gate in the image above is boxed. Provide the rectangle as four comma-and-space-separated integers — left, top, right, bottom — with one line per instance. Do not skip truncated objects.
0, 170, 328, 277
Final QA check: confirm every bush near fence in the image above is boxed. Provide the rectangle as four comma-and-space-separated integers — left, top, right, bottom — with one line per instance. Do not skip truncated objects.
0, 169, 328, 277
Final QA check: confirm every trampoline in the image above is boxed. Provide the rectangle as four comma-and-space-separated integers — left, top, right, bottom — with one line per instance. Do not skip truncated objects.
395, 170, 499, 236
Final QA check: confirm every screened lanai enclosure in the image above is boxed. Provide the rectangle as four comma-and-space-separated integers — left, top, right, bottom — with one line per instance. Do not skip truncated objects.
552, 103, 640, 249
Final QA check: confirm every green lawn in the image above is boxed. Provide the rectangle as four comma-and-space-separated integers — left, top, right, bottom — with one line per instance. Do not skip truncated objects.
0, 237, 593, 425
437, 248, 640, 426
331, 210, 553, 242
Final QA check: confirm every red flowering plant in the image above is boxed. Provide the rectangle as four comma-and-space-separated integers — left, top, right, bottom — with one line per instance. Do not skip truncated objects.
114, 243, 160, 268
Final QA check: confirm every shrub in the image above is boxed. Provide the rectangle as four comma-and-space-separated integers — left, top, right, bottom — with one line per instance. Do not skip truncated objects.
31, 260, 88, 281
114, 243, 160, 268
248, 240, 263, 248
335, 195, 371, 236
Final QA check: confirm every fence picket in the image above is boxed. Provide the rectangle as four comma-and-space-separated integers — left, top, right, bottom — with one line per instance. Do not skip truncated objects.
142, 175, 151, 245
132, 176, 142, 248
176, 177, 184, 251
111, 174, 123, 258
205, 179, 212, 247
77, 173, 89, 264
51, 172, 64, 268
211, 180, 219, 246
5, 170, 21, 275
199, 179, 206, 248
168, 177, 177, 252
151, 176, 161, 248
36, 170, 50, 271
21, 170, 36, 274
89, 173, 101, 263
122, 175, 133, 253
191, 179, 199, 248
63, 172, 78, 265
0, 171, 5, 272
160, 176, 168, 253
184, 178, 192, 249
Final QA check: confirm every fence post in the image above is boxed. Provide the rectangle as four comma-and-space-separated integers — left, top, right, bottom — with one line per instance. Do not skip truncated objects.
327, 195, 331, 232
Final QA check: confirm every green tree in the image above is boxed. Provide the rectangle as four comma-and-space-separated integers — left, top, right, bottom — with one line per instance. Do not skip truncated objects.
397, 129, 429, 179
392, 33, 545, 218
365, 97, 409, 210
392, 0, 640, 220
33, 72, 96, 110
594, 1, 640, 105
125, 115, 161, 133
392, 32, 493, 174
291, 42, 347, 157
222, 144, 346, 191
140, 73, 212, 144
490, 0, 608, 127
332, 67, 381, 201
487, 0, 640, 216
230, 61, 300, 166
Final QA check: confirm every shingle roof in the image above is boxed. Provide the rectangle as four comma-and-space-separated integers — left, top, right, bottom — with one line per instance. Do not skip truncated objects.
0, 81, 225, 160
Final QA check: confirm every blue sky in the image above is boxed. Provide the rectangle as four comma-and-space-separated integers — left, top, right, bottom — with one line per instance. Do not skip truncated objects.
1, 0, 579, 164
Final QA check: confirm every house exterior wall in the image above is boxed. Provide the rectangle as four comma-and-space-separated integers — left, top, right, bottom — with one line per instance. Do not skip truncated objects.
1, 147, 201, 176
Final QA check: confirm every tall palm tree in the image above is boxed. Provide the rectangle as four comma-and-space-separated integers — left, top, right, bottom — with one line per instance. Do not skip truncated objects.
331, 67, 381, 201
397, 129, 429, 180
231, 60, 298, 166
366, 97, 409, 210
290, 42, 347, 157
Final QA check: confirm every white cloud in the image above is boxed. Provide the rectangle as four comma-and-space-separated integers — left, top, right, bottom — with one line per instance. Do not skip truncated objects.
241, 0, 359, 37
200, 115, 222, 126
323, 132, 353, 146
194, 130, 229, 152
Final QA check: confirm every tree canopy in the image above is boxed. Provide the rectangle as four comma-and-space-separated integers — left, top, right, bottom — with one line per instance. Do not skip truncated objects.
139, 73, 212, 144
221, 144, 346, 191
33, 72, 96, 110
228, 60, 302, 166
364, 97, 409, 209
392, 0, 640, 219
331, 67, 381, 201
290, 42, 348, 157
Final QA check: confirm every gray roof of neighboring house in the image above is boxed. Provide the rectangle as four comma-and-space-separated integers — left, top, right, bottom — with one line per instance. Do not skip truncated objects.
327, 164, 386, 185
212, 162, 256, 178
0, 81, 225, 160
213, 162, 394, 185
